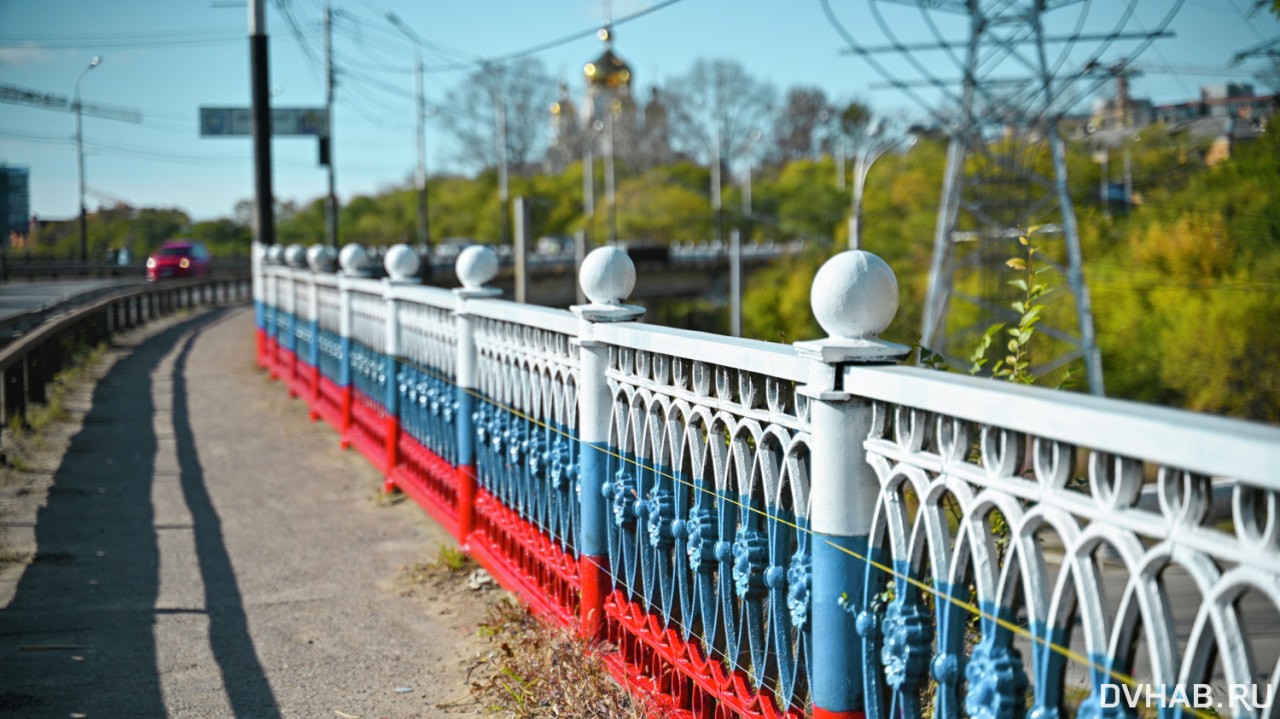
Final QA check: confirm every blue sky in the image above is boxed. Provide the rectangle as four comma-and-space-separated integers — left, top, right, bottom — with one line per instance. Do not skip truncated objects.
1, 0, 1276, 222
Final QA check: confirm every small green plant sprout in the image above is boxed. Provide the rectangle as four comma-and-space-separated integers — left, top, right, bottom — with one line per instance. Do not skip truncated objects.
430, 544, 470, 573
971, 225, 1053, 385
909, 331, 951, 372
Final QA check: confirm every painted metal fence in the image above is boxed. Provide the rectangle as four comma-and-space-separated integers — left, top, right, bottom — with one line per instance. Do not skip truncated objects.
255, 241, 1280, 719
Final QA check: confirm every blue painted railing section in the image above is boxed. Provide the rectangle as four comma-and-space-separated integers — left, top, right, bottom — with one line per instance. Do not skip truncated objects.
395, 300, 460, 464
472, 317, 581, 556
294, 314, 314, 367
315, 281, 342, 380
603, 348, 815, 710
349, 340, 387, 405
275, 306, 292, 351
397, 361, 460, 466
317, 328, 344, 383
849, 398, 1280, 719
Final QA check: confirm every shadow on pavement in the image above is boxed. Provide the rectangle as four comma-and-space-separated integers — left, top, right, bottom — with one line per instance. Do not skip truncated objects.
171, 310, 281, 719
0, 307, 281, 718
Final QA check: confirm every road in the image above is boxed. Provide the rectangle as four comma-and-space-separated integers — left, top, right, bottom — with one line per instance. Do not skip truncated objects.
0, 277, 143, 324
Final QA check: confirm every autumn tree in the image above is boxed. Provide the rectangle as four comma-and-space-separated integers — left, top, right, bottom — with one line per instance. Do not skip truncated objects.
661, 59, 776, 171
769, 86, 833, 164
437, 59, 557, 174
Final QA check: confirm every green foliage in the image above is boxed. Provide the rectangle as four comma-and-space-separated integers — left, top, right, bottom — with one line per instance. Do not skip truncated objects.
969, 228, 1053, 385
741, 247, 827, 343
31, 112, 1279, 424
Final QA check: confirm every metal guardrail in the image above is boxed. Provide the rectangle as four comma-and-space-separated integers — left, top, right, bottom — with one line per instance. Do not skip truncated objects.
0, 255, 250, 282
256, 243, 1280, 719
0, 275, 251, 455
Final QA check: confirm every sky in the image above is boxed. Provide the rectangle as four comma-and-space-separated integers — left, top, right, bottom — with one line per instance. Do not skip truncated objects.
0, 0, 1276, 223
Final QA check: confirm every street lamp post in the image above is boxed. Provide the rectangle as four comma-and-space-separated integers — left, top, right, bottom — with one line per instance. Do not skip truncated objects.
586, 119, 603, 244
603, 107, 617, 245
849, 119, 914, 250
743, 129, 762, 218
387, 13, 431, 261
74, 55, 102, 262
1123, 134, 1141, 209
711, 124, 722, 246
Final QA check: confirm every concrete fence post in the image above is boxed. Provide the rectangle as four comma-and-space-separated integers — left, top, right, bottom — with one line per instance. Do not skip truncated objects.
571, 246, 643, 639
305, 245, 333, 421
452, 246, 501, 543
382, 244, 421, 493
336, 245, 363, 450
794, 251, 909, 719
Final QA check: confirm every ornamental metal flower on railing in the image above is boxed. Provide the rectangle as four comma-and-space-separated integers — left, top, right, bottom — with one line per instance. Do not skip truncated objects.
254, 238, 1280, 719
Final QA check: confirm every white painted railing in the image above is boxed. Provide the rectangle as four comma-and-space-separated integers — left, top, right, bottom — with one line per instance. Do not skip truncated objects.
254, 240, 1280, 719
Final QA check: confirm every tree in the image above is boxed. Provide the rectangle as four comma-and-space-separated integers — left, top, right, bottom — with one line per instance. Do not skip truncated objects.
437, 59, 557, 174
661, 59, 776, 171
770, 86, 832, 164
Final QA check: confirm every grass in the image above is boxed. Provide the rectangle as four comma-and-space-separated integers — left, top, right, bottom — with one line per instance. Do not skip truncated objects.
402, 544, 652, 718
1, 340, 109, 476
6, 341, 108, 441
402, 545, 476, 586
465, 597, 651, 719
431, 545, 470, 573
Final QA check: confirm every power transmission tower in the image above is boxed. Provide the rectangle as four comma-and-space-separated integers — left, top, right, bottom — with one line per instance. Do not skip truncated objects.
915, 0, 1106, 394
825, 0, 1180, 395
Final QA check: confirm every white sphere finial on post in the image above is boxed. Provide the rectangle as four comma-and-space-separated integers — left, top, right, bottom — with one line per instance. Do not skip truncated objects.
384, 243, 421, 283
572, 246, 644, 323
795, 250, 910, 364
285, 243, 307, 268
455, 245, 499, 293
266, 244, 285, 265
338, 243, 371, 276
306, 244, 337, 272
579, 246, 635, 306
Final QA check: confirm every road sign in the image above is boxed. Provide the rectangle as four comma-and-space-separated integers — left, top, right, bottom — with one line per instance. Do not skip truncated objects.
199, 107, 327, 137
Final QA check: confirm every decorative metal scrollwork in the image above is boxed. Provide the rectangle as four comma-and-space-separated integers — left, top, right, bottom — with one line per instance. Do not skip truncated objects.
786, 549, 811, 630
646, 487, 677, 549
686, 505, 718, 574
963, 639, 1028, 719
612, 468, 638, 528
880, 598, 933, 690
731, 525, 768, 600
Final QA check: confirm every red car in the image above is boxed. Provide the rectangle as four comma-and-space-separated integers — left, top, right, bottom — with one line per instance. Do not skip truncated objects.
146, 240, 211, 281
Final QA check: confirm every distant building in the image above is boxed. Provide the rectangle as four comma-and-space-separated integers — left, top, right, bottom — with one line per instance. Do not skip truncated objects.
543, 26, 671, 174
1091, 71, 1155, 130
0, 166, 30, 248
1153, 83, 1277, 127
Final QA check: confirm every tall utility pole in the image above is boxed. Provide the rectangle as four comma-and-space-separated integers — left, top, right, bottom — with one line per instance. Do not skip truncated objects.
494, 69, 509, 248
387, 13, 430, 256
710, 125, 721, 246
323, 1, 338, 248
74, 55, 101, 261
249, 0, 274, 246
603, 106, 617, 245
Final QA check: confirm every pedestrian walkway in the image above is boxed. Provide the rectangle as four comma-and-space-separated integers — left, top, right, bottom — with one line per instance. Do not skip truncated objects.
0, 307, 490, 718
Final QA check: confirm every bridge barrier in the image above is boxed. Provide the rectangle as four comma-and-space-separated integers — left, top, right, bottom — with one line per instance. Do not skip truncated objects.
0, 275, 251, 452
0, 253, 250, 282
256, 240, 1280, 719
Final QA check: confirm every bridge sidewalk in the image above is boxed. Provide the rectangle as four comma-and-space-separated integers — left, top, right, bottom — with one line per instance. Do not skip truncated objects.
0, 307, 492, 718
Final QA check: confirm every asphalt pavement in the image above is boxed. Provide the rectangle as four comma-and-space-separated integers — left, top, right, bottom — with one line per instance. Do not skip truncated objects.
0, 306, 487, 718
0, 277, 143, 324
